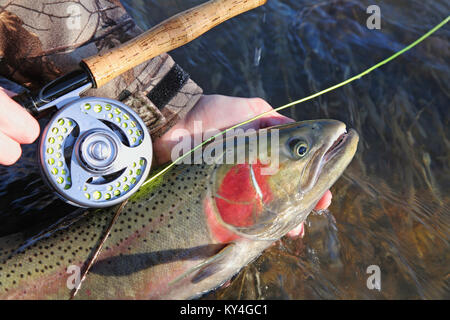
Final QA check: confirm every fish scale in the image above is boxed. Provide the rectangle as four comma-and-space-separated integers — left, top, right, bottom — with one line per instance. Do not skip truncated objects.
78, 164, 220, 299
0, 121, 358, 299
0, 163, 219, 299
0, 233, 24, 267
0, 211, 110, 298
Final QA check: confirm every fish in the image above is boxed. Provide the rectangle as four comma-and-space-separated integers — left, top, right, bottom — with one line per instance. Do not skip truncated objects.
0, 119, 358, 299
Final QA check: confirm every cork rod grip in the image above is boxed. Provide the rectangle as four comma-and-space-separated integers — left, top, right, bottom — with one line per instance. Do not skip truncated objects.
82, 0, 267, 88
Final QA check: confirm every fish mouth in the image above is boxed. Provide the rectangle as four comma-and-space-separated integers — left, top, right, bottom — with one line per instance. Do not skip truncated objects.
323, 129, 353, 162
299, 124, 352, 194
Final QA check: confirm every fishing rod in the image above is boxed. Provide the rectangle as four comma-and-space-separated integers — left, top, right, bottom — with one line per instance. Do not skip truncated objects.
10, 0, 267, 209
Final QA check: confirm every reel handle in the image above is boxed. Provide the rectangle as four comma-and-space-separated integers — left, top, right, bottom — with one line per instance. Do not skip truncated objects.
82, 0, 267, 88
12, 69, 92, 118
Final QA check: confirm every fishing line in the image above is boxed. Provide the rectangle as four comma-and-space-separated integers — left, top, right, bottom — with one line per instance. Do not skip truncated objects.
142, 16, 449, 187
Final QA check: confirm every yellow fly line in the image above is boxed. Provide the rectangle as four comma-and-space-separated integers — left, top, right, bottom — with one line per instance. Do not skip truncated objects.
142, 16, 449, 187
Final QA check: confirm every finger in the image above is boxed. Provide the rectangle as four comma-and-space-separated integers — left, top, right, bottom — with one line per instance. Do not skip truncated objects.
245, 97, 294, 127
314, 190, 332, 210
0, 130, 22, 165
259, 115, 294, 127
0, 89, 40, 144
286, 191, 332, 239
287, 222, 305, 238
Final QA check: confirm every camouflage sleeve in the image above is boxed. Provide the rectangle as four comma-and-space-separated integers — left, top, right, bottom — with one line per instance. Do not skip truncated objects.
0, 0, 203, 139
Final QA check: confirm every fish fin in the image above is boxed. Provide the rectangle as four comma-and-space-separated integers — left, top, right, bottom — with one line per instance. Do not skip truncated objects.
169, 243, 235, 286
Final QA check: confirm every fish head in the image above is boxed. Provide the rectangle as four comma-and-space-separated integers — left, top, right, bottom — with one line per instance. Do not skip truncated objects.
210, 120, 359, 240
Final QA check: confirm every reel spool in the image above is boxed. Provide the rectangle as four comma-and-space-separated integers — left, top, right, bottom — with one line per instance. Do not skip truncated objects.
39, 97, 152, 208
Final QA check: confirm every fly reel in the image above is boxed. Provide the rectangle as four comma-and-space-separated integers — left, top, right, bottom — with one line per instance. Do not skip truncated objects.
13, 0, 269, 208
38, 97, 152, 208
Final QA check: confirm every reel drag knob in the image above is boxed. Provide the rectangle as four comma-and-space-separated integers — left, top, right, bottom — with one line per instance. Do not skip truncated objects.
39, 97, 153, 208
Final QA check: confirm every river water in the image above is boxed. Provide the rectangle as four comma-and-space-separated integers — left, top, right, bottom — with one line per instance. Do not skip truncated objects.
122, 0, 449, 299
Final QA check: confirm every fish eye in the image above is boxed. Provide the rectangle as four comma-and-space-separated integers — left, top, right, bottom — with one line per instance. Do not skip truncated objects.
288, 139, 309, 159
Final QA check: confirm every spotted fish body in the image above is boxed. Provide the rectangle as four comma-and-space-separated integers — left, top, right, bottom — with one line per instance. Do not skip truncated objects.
0, 120, 358, 299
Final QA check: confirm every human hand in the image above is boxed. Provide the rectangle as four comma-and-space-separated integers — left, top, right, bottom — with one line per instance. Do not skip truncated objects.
153, 94, 332, 224
153, 95, 293, 165
0, 88, 40, 165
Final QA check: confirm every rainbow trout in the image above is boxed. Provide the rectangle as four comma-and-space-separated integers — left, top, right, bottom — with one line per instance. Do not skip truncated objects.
0, 120, 358, 299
